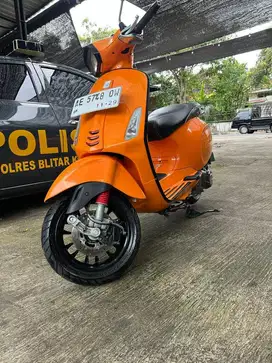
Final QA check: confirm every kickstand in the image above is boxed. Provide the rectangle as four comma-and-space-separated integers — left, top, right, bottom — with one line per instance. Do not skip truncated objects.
186, 206, 221, 219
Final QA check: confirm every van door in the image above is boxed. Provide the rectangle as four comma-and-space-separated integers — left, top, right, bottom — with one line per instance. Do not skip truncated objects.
0, 59, 59, 198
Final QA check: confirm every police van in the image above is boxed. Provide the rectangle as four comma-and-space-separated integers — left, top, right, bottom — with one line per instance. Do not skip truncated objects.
0, 56, 95, 199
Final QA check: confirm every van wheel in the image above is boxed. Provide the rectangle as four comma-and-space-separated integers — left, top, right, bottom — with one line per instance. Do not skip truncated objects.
270, 125, 272, 132
248, 130, 254, 134
239, 125, 248, 134
41, 193, 141, 285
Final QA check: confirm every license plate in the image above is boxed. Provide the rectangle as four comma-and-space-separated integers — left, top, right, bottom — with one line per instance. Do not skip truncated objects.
71, 86, 122, 118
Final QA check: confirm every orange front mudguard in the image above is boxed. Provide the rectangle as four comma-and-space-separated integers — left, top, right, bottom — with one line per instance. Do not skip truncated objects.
45, 155, 146, 203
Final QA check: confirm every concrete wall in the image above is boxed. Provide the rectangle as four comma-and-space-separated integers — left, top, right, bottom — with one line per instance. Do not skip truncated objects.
209, 121, 232, 133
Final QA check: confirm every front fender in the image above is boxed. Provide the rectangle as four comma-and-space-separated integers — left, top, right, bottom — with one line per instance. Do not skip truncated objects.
45, 155, 146, 202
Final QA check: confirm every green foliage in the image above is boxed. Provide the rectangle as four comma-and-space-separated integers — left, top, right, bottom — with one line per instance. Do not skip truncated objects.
206, 58, 250, 116
149, 73, 179, 109
150, 57, 251, 121
171, 67, 202, 103
193, 82, 215, 106
250, 48, 272, 89
79, 19, 116, 44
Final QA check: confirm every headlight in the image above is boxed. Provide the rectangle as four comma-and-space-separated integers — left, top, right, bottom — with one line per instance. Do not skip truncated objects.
83, 45, 102, 77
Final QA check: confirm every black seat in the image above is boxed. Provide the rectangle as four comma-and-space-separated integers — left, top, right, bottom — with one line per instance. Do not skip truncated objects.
147, 103, 201, 141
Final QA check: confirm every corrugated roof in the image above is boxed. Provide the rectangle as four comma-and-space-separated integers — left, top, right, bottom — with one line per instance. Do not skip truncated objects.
130, 0, 272, 62
0, 0, 84, 54
136, 29, 272, 73
1, 0, 271, 71
0, 0, 85, 70
0, 0, 53, 39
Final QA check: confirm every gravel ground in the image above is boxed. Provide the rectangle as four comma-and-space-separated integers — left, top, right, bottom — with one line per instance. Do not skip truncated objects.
0, 132, 271, 363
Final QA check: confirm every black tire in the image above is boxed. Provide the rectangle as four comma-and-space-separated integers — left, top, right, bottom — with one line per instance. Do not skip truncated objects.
248, 130, 255, 134
270, 125, 272, 132
239, 125, 248, 134
41, 193, 141, 285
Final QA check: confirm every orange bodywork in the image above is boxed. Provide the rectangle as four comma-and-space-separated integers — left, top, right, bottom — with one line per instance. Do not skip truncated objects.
45, 155, 146, 200
148, 117, 212, 201
45, 42, 212, 212
46, 69, 166, 212
94, 31, 135, 74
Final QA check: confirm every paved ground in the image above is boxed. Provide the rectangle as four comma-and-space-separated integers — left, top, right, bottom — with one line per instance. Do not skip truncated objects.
0, 132, 271, 363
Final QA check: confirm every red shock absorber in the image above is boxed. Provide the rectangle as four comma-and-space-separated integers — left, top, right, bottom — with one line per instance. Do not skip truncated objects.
96, 191, 110, 205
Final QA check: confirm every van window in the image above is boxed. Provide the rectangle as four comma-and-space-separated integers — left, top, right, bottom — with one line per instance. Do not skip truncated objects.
41, 67, 93, 107
252, 107, 261, 118
236, 110, 250, 120
0, 63, 38, 102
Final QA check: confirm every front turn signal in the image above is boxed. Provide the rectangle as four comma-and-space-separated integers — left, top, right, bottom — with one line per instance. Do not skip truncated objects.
125, 107, 142, 140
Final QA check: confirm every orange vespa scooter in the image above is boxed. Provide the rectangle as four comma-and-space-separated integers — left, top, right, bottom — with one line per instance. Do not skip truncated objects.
41, 1, 214, 285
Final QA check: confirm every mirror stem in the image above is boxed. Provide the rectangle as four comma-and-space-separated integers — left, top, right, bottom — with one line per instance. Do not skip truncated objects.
119, 0, 125, 23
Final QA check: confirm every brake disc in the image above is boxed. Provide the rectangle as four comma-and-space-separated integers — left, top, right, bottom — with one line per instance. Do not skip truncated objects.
68, 214, 113, 256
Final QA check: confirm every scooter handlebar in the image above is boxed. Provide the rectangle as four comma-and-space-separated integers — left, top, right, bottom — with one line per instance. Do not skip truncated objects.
133, 1, 160, 34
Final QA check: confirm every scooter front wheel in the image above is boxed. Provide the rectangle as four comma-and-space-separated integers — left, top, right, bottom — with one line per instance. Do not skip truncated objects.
41, 193, 141, 285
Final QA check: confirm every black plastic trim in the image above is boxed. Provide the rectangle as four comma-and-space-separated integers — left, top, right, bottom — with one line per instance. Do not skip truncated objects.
166, 184, 182, 199
121, 47, 130, 54
172, 182, 191, 200
142, 71, 170, 203
66, 182, 111, 214
157, 173, 167, 181
168, 183, 186, 199
209, 152, 215, 163
83, 44, 102, 77
184, 171, 202, 181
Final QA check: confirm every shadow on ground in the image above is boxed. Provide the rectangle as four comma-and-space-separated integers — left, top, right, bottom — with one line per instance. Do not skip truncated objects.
0, 193, 46, 219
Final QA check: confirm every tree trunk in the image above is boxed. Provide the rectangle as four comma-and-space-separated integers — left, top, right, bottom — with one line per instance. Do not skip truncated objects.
171, 68, 187, 104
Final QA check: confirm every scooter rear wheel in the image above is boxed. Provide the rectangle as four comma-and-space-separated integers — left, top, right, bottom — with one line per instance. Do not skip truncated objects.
41, 193, 141, 285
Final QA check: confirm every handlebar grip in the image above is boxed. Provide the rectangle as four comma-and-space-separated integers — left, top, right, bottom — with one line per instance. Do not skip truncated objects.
133, 1, 160, 34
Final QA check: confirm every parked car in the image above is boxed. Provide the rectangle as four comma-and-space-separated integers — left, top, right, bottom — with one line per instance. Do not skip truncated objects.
0, 56, 96, 200
231, 106, 272, 134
